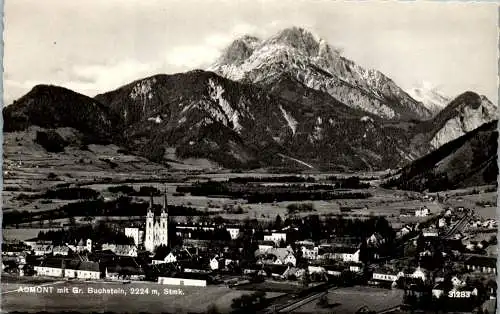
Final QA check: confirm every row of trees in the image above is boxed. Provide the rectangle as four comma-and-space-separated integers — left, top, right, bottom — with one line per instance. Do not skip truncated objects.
36, 222, 134, 246
177, 180, 372, 203
4, 196, 207, 226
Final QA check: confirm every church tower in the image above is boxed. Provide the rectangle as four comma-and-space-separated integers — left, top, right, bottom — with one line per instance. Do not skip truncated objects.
159, 187, 169, 248
145, 194, 155, 252
144, 187, 169, 253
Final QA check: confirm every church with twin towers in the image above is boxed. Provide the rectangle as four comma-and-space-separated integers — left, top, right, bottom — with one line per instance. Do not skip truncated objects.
144, 188, 169, 253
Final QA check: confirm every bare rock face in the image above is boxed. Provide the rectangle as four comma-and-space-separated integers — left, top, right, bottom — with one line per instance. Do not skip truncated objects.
209, 27, 432, 120
429, 92, 497, 149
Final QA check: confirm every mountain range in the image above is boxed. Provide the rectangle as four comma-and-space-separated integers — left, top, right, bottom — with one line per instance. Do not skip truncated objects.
3, 27, 498, 178
383, 120, 498, 192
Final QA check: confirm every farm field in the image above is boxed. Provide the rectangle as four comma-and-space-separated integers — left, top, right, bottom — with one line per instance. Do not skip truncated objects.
1, 280, 279, 313
292, 286, 403, 313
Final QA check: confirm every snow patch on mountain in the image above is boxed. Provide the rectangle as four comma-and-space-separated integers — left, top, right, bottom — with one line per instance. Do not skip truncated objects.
408, 82, 450, 115
207, 78, 242, 133
209, 27, 431, 120
279, 105, 298, 135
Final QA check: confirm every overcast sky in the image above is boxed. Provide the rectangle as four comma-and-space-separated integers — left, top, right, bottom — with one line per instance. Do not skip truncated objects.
4, 0, 498, 105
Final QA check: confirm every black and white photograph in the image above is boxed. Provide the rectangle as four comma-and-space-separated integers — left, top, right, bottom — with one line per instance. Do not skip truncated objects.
1, 1, 498, 313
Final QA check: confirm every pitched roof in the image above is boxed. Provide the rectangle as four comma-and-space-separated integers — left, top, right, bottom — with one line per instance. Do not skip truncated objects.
266, 248, 294, 261
114, 245, 136, 256
153, 250, 170, 261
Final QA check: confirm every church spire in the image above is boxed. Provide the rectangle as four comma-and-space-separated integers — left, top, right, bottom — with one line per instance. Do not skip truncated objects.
163, 185, 168, 213
149, 193, 154, 210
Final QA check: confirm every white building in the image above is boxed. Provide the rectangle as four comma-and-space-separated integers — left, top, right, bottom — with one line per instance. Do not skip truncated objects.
372, 271, 401, 282
264, 232, 287, 245
102, 244, 137, 257
33, 244, 53, 256
124, 228, 142, 246
415, 207, 430, 217
145, 192, 169, 252
158, 276, 206, 287
53, 246, 70, 256
301, 245, 319, 260
34, 259, 100, 280
333, 247, 360, 263
226, 227, 240, 240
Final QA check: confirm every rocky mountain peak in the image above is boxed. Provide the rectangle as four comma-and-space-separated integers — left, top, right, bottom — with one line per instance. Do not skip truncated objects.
427, 91, 497, 149
264, 27, 324, 57
407, 83, 450, 116
214, 35, 261, 66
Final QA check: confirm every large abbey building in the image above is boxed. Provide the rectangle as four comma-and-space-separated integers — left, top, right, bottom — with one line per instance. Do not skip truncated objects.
144, 191, 169, 252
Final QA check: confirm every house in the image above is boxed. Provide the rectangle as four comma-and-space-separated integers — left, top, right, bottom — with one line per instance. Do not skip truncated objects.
334, 247, 360, 262
308, 265, 326, 274
104, 257, 144, 280
263, 232, 287, 245
366, 233, 386, 248
34, 259, 64, 277
257, 241, 275, 252
124, 228, 142, 246
34, 259, 101, 280
76, 239, 92, 253
158, 273, 211, 287
415, 207, 430, 217
152, 251, 178, 265
66, 261, 101, 280
255, 248, 296, 266
432, 282, 452, 299
324, 265, 344, 277
226, 227, 240, 240
318, 246, 336, 260
32, 244, 54, 256
438, 218, 447, 228
300, 245, 319, 260
410, 267, 428, 282
209, 256, 224, 270
423, 227, 439, 237
372, 269, 401, 283
464, 256, 497, 274
451, 276, 466, 288
348, 262, 363, 273
53, 246, 70, 256
180, 259, 210, 273
101, 244, 137, 257
283, 266, 305, 279
263, 264, 288, 278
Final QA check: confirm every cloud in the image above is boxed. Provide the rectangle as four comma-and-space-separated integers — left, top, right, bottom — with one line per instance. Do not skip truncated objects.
165, 23, 261, 69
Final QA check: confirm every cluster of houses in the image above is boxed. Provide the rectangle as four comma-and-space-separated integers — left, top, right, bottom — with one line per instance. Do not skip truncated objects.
399, 206, 431, 217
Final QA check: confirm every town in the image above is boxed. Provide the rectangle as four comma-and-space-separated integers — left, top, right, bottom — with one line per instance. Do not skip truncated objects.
2, 183, 497, 313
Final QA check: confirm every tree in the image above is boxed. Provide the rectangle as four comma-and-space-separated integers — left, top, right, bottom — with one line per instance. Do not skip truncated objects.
274, 214, 283, 230
317, 294, 329, 308
278, 239, 286, 248
302, 271, 311, 287
206, 303, 220, 314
